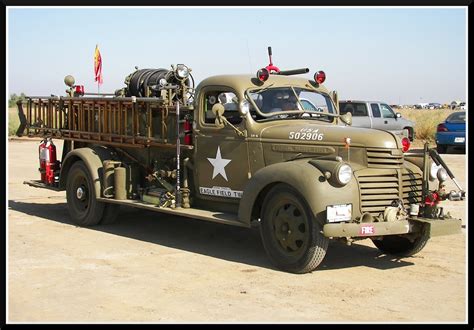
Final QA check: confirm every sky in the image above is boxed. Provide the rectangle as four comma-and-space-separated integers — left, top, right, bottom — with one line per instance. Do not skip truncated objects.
7, 6, 467, 105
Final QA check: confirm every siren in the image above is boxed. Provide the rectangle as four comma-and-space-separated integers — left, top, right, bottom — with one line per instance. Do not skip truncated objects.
265, 46, 280, 74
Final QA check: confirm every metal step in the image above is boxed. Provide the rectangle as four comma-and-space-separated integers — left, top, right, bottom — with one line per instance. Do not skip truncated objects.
97, 197, 247, 228
23, 180, 63, 191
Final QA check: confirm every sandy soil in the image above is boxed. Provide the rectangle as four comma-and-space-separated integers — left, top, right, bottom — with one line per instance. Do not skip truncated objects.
7, 139, 467, 323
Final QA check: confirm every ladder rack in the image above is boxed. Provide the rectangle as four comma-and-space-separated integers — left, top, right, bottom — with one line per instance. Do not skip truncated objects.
17, 96, 194, 150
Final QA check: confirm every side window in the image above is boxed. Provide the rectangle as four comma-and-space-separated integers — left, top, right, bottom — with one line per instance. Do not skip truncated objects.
340, 102, 366, 116
353, 104, 368, 117
203, 91, 241, 125
339, 103, 352, 115
380, 104, 396, 118
371, 103, 381, 118
204, 92, 218, 124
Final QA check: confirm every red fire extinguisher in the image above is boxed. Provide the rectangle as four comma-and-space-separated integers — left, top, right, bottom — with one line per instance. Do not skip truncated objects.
38, 138, 58, 185
183, 115, 193, 145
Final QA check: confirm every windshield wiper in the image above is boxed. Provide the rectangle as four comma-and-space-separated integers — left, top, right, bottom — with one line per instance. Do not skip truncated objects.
252, 83, 274, 94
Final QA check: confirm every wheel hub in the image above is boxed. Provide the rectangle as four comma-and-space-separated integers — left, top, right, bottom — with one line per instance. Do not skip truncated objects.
273, 203, 307, 253
76, 186, 86, 200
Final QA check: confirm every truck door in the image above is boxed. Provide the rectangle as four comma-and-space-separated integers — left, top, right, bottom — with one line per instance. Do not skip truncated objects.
193, 88, 249, 202
370, 103, 389, 130
371, 103, 403, 134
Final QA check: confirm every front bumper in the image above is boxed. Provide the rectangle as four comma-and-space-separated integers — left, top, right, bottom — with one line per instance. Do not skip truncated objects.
322, 217, 461, 238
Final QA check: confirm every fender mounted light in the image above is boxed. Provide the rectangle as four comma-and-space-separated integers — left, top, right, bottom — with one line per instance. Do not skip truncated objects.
257, 68, 270, 82
314, 71, 326, 84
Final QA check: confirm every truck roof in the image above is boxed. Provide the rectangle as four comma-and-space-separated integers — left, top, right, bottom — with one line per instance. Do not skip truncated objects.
196, 74, 330, 95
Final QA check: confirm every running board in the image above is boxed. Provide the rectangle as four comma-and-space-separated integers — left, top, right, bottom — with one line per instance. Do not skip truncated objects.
97, 197, 248, 228
23, 180, 63, 191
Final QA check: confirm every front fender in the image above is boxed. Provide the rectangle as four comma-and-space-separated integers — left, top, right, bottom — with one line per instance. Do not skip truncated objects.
238, 159, 360, 225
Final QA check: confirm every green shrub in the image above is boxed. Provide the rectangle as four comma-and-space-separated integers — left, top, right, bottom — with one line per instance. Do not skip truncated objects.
398, 108, 453, 145
8, 107, 20, 136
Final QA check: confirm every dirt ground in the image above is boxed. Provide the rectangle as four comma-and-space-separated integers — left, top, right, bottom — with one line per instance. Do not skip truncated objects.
7, 139, 467, 323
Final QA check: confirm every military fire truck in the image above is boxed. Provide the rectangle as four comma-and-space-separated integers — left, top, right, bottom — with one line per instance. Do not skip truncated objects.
17, 48, 464, 273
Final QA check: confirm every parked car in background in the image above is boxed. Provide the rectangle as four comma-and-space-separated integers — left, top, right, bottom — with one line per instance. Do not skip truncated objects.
428, 103, 442, 109
450, 100, 464, 109
435, 111, 466, 153
338, 100, 415, 141
299, 98, 320, 111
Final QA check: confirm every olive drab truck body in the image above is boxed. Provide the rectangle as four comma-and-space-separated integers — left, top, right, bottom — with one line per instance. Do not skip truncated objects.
16, 49, 464, 273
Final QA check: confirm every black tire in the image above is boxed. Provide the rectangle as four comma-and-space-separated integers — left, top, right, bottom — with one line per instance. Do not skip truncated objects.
66, 161, 104, 226
437, 144, 448, 154
371, 225, 429, 257
100, 204, 121, 225
260, 184, 328, 273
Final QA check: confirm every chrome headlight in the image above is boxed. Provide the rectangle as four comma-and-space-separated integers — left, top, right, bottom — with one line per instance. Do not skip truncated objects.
240, 100, 250, 115
429, 162, 441, 181
335, 163, 352, 185
437, 168, 448, 182
159, 78, 167, 86
175, 64, 190, 80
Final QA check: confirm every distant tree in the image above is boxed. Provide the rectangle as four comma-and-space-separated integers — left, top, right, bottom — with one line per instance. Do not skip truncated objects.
8, 93, 27, 107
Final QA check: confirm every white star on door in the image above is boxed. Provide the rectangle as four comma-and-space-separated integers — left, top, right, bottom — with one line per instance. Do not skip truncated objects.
207, 146, 231, 181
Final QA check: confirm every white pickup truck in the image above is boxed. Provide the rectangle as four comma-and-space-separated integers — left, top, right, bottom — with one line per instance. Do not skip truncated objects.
338, 100, 415, 141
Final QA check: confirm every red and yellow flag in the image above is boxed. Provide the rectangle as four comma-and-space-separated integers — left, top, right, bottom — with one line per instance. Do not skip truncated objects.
94, 44, 103, 85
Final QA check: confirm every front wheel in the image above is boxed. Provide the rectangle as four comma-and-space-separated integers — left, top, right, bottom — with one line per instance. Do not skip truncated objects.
371, 226, 429, 257
260, 184, 328, 273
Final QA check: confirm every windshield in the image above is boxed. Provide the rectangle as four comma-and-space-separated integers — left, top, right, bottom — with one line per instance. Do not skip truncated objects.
246, 87, 335, 122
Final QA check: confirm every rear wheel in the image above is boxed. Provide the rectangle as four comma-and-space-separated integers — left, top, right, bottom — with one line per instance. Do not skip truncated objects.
66, 161, 104, 226
260, 184, 328, 273
371, 226, 429, 257
437, 144, 448, 154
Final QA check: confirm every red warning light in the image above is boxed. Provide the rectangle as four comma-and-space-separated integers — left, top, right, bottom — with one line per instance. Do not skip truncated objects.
314, 71, 326, 84
257, 68, 270, 82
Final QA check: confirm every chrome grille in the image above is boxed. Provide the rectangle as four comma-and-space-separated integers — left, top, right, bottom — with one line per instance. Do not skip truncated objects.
401, 168, 423, 205
356, 168, 422, 216
366, 148, 404, 168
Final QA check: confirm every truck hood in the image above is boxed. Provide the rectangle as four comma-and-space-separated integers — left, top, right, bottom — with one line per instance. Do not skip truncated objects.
259, 122, 400, 149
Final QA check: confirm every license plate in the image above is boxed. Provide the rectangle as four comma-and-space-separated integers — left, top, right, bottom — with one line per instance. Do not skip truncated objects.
454, 137, 465, 143
327, 204, 352, 223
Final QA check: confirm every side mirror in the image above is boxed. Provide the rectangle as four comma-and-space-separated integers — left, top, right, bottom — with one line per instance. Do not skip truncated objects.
396, 112, 401, 118
339, 112, 352, 126
212, 103, 225, 128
